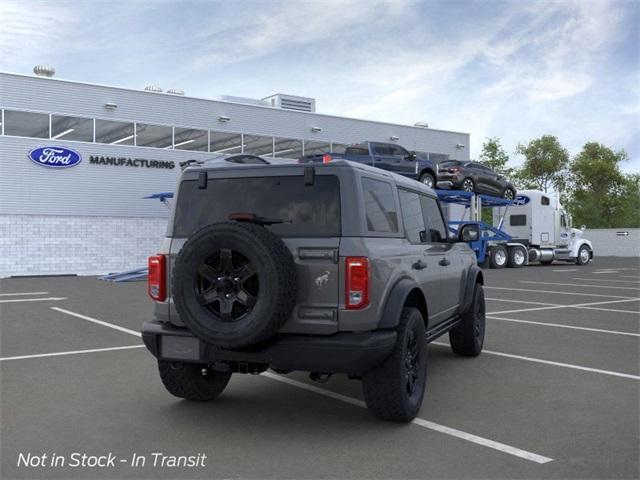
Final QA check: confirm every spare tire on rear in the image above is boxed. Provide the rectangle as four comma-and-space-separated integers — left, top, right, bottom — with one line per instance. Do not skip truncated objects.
172, 222, 297, 349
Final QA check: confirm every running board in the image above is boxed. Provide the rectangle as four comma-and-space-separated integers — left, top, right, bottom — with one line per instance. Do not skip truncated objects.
426, 316, 462, 343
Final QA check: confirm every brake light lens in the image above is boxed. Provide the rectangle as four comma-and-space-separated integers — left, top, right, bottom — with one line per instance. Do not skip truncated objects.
322, 154, 332, 164
148, 255, 166, 301
448, 167, 460, 173
345, 257, 369, 309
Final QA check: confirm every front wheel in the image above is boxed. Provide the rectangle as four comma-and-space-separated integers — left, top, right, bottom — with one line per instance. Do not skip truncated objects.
503, 188, 516, 201
419, 172, 435, 189
158, 361, 231, 401
362, 308, 427, 422
576, 245, 591, 265
450, 283, 485, 356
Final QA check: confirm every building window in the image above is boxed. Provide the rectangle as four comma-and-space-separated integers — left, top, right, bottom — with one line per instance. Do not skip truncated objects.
303, 140, 331, 156
51, 114, 93, 142
95, 119, 135, 145
3, 110, 49, 138
361, 177, 398, 233
243, 134, 274, 156
173, 127, 208, 151
210, 131, 243, 154
273, 137, 303, 159
331, 143, 347, 154
135, 123, 173, 148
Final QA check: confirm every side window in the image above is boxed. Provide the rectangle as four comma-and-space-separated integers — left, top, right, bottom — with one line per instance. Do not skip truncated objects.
541, 196, 550, 206
561, 214, 567, 227
390, 145, 409, 157
372, 144, 392, 155
399, 190, 426, 243
361, 178, 398, 233
420, 195, 448, 242
510, 215, 527, 226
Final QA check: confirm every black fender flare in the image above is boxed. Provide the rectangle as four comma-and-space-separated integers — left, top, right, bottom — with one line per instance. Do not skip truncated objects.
460, 265, 483, 314
378, 278, 424, 329
419, 167, 437, 180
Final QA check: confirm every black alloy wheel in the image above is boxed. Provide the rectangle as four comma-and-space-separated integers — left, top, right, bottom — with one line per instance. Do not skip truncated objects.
462, 178, 475, 192
405, 328, 420, 396
196, 248, 259, 322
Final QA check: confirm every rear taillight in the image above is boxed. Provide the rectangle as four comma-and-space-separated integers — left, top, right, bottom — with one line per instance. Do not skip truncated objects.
345, 257, 369, 309
322, 154, 332, 164
448, 167, 460, 173
148, 255, 167, 301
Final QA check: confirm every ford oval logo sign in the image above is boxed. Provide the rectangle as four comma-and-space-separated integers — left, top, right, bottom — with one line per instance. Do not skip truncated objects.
513, 195, 530, 206
28, 146, 82, 168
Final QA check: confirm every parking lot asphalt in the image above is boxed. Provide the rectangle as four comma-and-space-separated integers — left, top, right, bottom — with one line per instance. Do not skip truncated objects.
1, 256, 638, 479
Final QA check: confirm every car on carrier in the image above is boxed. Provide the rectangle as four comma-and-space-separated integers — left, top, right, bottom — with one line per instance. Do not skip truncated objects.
142, 159, 486, 422
437, 160, 517, 200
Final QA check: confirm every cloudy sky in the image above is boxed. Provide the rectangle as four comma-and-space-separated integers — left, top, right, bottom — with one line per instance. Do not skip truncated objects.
1, 0, 638, 171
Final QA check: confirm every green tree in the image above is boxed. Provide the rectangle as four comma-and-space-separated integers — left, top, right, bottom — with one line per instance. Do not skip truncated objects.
516, 135, 569, 193
565, 142, 638, 228
479, 137, 512, 176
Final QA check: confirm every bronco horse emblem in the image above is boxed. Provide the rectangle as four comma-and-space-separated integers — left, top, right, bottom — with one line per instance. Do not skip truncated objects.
314, 271, 330, 288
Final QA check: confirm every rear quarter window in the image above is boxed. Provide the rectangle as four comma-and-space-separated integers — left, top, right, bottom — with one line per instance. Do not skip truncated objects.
361, 177, 398, 233
173, 175, 340, 237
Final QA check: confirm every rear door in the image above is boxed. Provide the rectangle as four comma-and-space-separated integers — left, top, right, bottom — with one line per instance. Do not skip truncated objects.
171, 172, 342, 334
371, 143, 397, 173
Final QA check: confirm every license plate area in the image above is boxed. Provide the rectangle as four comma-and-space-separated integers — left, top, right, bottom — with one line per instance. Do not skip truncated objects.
161, 335, 200, 361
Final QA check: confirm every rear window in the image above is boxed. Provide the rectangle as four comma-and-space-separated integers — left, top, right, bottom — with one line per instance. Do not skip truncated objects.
173, 175, 340, 237
345, 147, 369, 156
440, 160, 462, 167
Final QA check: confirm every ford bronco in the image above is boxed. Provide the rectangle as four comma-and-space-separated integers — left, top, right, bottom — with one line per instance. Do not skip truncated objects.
142, 159, 485, 422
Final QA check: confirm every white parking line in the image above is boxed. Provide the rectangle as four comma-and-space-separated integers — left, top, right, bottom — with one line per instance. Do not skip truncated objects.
0, 291, 49, 296
520, 281, 640, 291
620, 275, 640, 279
485, 286, 637, 299
0, 297, 67, 304
0, 345, 144, 362
432, 342, 639, 380
51, 307, 142, 337
572, 278, 640, 284
486, 297, 557, 306
488, 316, 640, 337
262, 372, 553, 464
487, 298, 640, 315
552, 269, 579, 272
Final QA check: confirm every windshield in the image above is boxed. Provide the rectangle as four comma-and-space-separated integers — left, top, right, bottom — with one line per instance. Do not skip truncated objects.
173, 175, 341, 237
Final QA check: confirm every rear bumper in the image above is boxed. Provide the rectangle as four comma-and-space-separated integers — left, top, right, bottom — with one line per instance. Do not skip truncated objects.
142, 321, 397, 375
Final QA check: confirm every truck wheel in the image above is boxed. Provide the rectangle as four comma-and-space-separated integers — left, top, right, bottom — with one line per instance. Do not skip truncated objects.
449, 283, 485, 356
502, 188, 516, 201
172, 222, 297, 349
576, 245, 591, 265
419, 172, 435, 189
507, 246, 526, 268
158, 361, 231, 401
490, 245, 507, 269
362, 308, 427, 422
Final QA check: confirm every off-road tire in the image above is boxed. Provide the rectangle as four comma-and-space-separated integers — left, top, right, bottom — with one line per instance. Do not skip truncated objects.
419, 172, 435, 189
158, 361, 231, 401
507, 245, 526, 268
172, 222, 297, 349
489, 245, 508, 269
576, 245, 591, 265
449, 284, 485, 356
362, 308, 427, 422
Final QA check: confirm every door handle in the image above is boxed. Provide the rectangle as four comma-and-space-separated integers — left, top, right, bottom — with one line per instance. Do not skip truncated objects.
439, 257, 451, 267
412, 260, 427, 270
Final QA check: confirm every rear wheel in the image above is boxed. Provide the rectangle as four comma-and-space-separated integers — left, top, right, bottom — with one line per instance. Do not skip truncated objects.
450, 284, 485, 356
362, 308, 427, 422
507, 246, 526, 268
503, 188, 516, 201
490, 245, 508, 269
419, 172, 435, 189
158, 361, 231, 401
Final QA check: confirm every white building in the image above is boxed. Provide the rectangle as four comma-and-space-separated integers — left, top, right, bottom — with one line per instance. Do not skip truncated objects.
0, 70, 470, 277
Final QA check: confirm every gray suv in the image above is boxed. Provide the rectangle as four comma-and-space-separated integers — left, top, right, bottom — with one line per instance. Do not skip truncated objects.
142, 160, 485, 422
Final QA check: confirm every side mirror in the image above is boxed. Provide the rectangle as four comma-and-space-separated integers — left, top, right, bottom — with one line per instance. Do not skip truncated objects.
581, 224, 586, 231
406, 151, 417, 161
459, 224, 480, 242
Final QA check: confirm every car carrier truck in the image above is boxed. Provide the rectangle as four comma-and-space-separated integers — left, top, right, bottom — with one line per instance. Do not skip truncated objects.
492, 190, 593, 266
